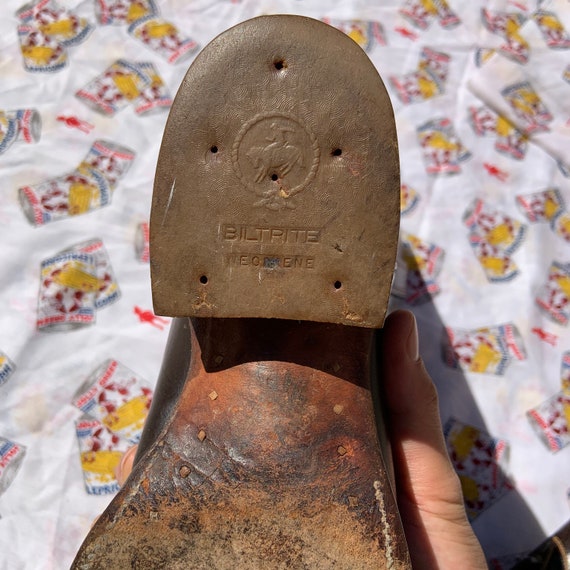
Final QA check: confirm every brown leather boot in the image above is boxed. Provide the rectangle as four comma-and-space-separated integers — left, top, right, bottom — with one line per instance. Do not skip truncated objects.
72, 15, 410, 569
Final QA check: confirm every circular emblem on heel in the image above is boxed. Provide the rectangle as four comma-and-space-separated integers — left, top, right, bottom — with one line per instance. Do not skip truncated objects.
232, 112, 320, 210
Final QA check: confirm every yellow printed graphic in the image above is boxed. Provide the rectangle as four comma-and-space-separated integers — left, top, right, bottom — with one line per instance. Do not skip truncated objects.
535, 13, 565, 33
39, 19, 75, 37
127, 2, 151, 23
144, 21, 177, 39
564, 400, 570, 430
102, 395, 148, 433
479, 49, 495, 65
495, 115, 516, 138
505, 17, 524, 37
68, 182, 97, 215
504, 16, 526, 48
544, 194, 561, 220
21, 46, 57, 66
555, 214, 570, 238
347, 26, 367, 48
509, 88, 541, 117
149, 73, 162, 88
470, 342, 501, 373
479, 255, 507, 275
53, 262, 102, 292
450, 425, 480, 460
421, 131, 459, 151
417, 73, 438, 99
81, 450, 122, 481
459, 474, 479, 502
486, 223, 513, 247
555, 274, 570, 298
400, 185, 417, 212
113, 73, 141, 100
418, 0, 439, 16
403, 236, 426, 270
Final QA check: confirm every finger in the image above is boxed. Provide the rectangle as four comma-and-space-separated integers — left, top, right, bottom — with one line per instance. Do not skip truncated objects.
90, 515, 100, 530
381, 311, 487, 568
115, 445, 138, 487
381, 310, 464, 511
92, 446, 139, 532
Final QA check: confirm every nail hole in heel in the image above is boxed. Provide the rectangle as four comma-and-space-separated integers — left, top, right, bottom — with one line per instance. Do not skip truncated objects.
200, 275, 208, 284
332, 148, 342, 157
210, 145, 218, 154
334, 281, 342, 290
274, 59, 286, 70
270, 173, 278, 181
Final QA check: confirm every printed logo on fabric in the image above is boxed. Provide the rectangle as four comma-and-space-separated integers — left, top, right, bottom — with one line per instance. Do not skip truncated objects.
232, 112, 320, 211
75, 417, 126, 495
0, 112, 18, 155
321, 19, 386, 52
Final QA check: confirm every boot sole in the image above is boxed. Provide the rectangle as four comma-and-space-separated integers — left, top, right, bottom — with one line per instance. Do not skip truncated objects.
72, 15, 408, 570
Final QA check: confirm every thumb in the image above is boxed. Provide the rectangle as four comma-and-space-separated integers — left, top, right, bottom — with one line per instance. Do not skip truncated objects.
382, 309, 463, 511
115, 445, 138, 487
381, 310, 486, 569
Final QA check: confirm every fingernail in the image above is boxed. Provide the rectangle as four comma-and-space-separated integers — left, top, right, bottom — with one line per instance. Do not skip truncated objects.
406, 312, 419, 362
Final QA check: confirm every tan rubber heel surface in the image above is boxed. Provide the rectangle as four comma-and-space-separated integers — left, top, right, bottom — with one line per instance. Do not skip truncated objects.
151, 15, 400, 327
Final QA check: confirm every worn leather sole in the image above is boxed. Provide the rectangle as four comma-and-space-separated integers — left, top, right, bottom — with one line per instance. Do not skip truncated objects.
72, 15, 409, 569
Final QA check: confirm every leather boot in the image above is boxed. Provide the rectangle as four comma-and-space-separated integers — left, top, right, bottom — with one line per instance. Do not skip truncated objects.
72, 15, 410, 569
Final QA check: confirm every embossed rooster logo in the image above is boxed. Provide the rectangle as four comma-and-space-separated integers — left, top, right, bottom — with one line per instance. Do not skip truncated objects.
246, 122, 304, 183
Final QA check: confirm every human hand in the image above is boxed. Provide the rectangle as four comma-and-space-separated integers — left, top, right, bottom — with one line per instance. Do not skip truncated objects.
382, 309, 488, 569
115, 444, 137, 487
